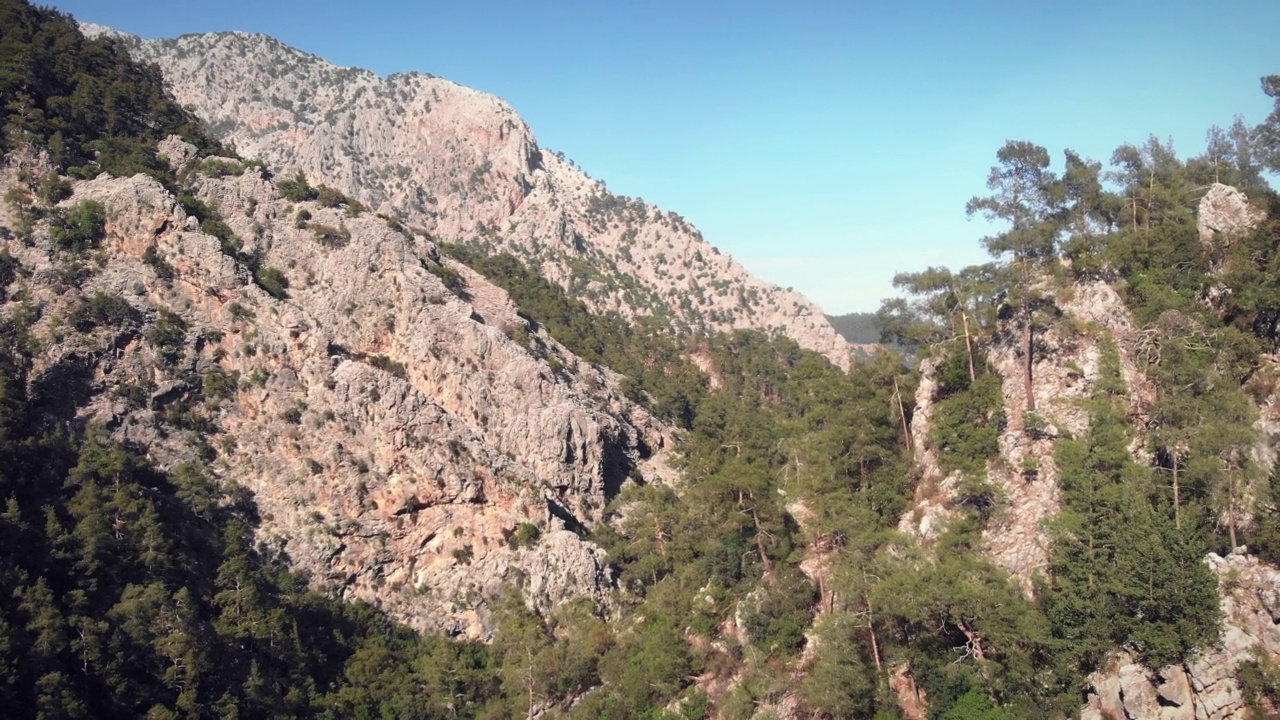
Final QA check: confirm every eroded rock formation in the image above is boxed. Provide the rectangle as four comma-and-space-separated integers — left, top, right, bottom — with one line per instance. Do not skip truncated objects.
1, 138, 676, 636
82, 24, 854, 369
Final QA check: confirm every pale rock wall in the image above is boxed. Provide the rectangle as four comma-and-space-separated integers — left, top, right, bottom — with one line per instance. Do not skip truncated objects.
0, 139, 674, 636
899, 281, 1154, 590
83, 24, 854, 369
1197, 183, 1265, 256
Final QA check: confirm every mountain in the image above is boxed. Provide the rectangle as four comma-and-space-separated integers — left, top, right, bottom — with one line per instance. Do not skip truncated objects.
7, 4, 1280, 718
82, 25, 854, 369
826, 310, 881, 344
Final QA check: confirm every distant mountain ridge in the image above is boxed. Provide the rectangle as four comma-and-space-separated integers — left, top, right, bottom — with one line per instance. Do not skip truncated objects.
83, 24, 854, 368
825, 310, 880, 344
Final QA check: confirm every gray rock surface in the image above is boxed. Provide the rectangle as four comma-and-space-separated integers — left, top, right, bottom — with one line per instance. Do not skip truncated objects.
82, 24, 854, 369
1197, 183, 1264, 250
899, 280, 1156, 590
0, 141, 676, 636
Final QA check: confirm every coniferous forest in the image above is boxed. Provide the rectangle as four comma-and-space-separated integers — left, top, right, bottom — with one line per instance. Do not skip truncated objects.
4, 0, 1280, 717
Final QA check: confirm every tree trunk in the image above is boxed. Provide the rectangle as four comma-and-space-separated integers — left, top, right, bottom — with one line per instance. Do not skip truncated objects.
961, 309, 976, 383
1172, 454, 1180, 530
1023, 303, 1035, 412
751, 509, 774, 575
892, 377, 913, 457
865, 590, 883, 674
1228, 482, 1239, 550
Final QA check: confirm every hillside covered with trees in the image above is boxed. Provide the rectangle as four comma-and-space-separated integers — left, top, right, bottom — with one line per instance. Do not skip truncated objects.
3, 0, 1280, 718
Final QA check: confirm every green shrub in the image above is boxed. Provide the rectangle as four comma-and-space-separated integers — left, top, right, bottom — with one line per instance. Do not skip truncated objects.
49, 199, 106, 251
1239, 650, 1280, 718
227, 302, 255, 321
255, 266, 288, 299
146, 309, 187, 364
71, 292, 137, 331
142, 245, 175, 280
315, 184, 349, 208
740, 565, 816, 656
0, 250, 18, 294
368, 355, 407, 379
201, 367, 239, 400
277, 172, 318, 201
309, 222, 350, 248
426, 262, 466, 294
507, 522, 541, 549
930, 372, 1005, 478
37, 173, 72, 204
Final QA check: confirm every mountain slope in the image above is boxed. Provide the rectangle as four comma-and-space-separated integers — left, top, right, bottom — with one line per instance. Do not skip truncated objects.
84, 25, 854, 368
1, 134, 679, 637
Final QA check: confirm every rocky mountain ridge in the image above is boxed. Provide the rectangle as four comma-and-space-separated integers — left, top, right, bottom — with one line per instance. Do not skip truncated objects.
82, 24, 854, 369
2, 137, 675, 637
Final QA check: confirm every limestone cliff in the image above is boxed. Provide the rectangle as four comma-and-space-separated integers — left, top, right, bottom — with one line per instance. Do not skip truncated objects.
897, 256, 1280, 717
82, 24, 853, 369
898, 280, 1157, 589
0, 139, 676, 637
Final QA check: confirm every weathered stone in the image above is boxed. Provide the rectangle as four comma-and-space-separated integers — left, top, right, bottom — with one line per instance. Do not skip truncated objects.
1094, 668, 1126, 720
1118, 661, 1161, 719
0, 146, 676, 636
898, 280, 1156, 591
1197, 183, 1264, 249
84, 24, 855, 369
1157, 665, 1193, 708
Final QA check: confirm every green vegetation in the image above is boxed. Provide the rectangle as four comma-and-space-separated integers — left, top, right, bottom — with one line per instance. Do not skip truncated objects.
449, 241, 928, 716
0, 351, 504, 717
48, 199, 106, 251
254, 266, 288, 300
0, 0, 223, 180
145, 308, 187, 365
442, 244, 709, 428
141, 244, 175, 280
308, 221, 350, 248
865, 72, 1280, 715
277, 172, 318, 202
70, 291, 137, 331
5, 1, 1280, 715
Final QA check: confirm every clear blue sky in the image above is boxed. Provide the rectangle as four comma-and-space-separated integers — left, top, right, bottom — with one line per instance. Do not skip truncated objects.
52, 1, 1280, 313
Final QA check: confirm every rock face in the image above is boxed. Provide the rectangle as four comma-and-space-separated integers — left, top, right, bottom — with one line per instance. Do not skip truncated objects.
82, 24, 853, 369
1082, 550, 1280, 720
892, 271, 1280, 718
1197, 183, 1265, 251
899, 280, 1156, 590
0, 139, 677, 636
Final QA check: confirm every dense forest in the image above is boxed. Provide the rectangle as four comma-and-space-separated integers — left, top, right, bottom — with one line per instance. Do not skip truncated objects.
4, 0, 1280, 717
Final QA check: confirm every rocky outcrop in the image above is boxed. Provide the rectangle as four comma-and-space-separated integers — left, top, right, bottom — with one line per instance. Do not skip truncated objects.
1197, 183, 1265, 252
0, 139, 676, 636
1082, 550, 1280, 720
82, 24, 853, 368
899, 281, 1155, 589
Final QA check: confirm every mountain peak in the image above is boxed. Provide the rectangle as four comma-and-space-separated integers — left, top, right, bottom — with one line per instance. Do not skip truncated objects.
106, 26, 854, 367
